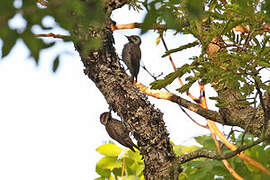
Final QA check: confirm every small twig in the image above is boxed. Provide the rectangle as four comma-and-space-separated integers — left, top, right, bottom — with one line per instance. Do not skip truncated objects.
220, 127, 235, 150
35, 33, 70, 40
178, 105, 208, 128
140, 64, 163, 81
242, 30, 253, 51
140, 64, 170, 93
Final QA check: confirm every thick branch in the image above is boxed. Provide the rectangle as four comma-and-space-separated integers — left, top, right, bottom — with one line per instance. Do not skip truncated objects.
136, 83, 225, 124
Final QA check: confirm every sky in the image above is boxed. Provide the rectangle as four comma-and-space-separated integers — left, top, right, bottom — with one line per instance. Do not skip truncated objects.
0, 4, 224, 180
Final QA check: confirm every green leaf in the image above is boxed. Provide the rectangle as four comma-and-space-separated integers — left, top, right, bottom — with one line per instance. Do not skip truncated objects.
96, 165, 110, 177
96, 143, 122, 157
52, 56, 60, 72
0, 0, 16, 17
94, 177, 105, 180
194, 135, 216, 150
176, 81, 193, 93
122, 175, 139, 180
262, 1, 270, 16
96, 157, 122, 171
112, 168, 121, 178
150, 72, 179, 89
1, 38, 17, 58
150, 64, 193, 89
0, 28, 18, 58
162, 41, 199, 58
173, 144, 185, 156
130, 162, 144, 177
125, 149, 143, 162
141, 4, 158, 34
181, 145, 200, 154
256, 60, 270, 68
184, 0, 204, 19
194, 135, 208, 146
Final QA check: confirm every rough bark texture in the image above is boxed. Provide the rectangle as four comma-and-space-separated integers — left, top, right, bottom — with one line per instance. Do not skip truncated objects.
217, 88, 270, 138
74, 3, 182, 178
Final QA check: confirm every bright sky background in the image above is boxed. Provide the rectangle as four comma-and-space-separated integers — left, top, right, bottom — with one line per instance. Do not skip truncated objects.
0, 4, 224, 180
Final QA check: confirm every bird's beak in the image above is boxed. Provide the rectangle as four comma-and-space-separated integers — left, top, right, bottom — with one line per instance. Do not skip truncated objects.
125, 35, 130, 40
108, 107, 113, 118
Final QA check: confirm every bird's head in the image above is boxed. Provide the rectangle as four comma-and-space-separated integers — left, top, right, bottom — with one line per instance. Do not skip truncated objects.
125, 35, 141, 45
100, 112, 111, 125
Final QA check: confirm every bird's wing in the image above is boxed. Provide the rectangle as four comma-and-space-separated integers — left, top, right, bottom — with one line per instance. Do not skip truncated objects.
106, 120, 137, 151
122, 43, 133, 69
130, 45, 141, 76
132, 45, 141, 61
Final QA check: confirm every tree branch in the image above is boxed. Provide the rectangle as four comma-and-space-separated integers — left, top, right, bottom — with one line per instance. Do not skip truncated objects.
111, 22, 167, 31
177, 137, 266, 164
35, 33, 70, 40
135, 82, 225, 124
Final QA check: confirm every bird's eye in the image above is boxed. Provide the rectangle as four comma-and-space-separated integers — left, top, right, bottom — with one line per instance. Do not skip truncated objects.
101, 119, 106, 124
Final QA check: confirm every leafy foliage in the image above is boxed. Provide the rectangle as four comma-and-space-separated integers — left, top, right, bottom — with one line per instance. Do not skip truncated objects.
146, 0, 270, 104
162, 41, 199, 58
95, 143, 144, 180
0, 0, 104, 71
96, 135, 270, 180
179, 134, 270, 180
141, 0, 188, 33
150, 64, 196, 90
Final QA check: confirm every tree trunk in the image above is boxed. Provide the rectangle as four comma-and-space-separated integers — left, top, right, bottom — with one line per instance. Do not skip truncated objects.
74, 7, 182, 179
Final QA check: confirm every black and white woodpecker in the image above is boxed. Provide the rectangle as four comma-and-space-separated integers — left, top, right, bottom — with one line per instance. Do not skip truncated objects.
100, 112, 139, 152
121, 35, 141, 82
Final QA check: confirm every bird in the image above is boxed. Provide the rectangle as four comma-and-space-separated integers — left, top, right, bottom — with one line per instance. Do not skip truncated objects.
100, 111, 139, 152
121, 35, 141, 82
